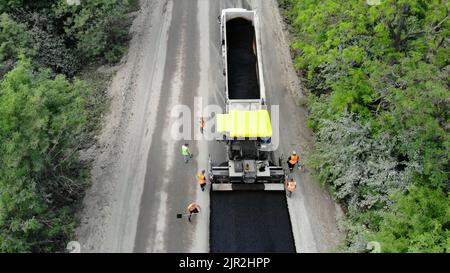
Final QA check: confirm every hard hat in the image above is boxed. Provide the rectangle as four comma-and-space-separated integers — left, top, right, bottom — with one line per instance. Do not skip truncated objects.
292, 151, 296, 155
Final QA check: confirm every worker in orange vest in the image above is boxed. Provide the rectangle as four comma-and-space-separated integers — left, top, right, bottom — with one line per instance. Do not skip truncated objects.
285, 178, 297, 198
199, 117, 205, 135
187, 202, 201, 223
197, 170, 207, 192
287, 150, 299, 172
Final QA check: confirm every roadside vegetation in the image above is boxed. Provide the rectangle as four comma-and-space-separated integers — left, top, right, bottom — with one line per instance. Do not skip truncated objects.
0, 0, 138, 252
279, 0, 449, 252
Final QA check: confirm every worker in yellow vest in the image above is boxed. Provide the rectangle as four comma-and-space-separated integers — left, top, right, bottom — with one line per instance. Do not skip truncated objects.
187, 202, 201, 223
285, 178, 297, 198
197, 170, 207, 192
287, 150, 299, 172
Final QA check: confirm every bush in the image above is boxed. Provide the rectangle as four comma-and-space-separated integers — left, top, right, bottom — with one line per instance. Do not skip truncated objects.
0, 13, 31, 76
0, 58, 90, 252
54, 0, 135, 64
2, 0, 137, 76
311, 114, 416, 213
373, 186, 450, 253
26, 11, 81, 77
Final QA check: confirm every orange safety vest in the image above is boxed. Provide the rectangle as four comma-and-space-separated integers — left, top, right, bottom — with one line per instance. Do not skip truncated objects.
287, 181, 297, 192
289, 155, 298, 165
197, 174, 206, 185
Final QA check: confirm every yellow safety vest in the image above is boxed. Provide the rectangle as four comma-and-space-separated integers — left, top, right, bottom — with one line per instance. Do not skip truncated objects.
197, 174, 206, 184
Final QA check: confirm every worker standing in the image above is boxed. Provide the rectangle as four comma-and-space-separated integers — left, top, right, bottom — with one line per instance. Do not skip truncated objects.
197, 170, 207, 192
285, 178, 297, 198
199, 117, 205, 135
287, 150, 302, 172
181, 143, 192, 163
187, 202, 201, 223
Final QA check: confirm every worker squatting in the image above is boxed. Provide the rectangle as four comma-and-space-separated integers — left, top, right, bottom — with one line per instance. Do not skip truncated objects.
179, 257, 271, 270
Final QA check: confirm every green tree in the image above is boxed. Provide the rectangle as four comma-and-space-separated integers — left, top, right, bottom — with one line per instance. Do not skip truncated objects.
280, 0, 449, 252
0, 0, 138, 252
0, 57, 90, 252
373, 186, 450, 253
54, 0, 136, 64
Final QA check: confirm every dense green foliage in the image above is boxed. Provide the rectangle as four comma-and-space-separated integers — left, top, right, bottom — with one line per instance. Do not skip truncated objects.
280, 0, 449, 252
0, 13, 31, 74
0, 58, 89, 252
373, 185, 450, 252
0, 1, 137, 252
0, 0, 137, 76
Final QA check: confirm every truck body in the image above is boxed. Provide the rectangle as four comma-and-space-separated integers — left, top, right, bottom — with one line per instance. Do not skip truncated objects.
209, 8, 285, 191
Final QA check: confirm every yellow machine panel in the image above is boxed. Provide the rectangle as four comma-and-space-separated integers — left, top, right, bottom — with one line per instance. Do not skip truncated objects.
216, 110, 272, 138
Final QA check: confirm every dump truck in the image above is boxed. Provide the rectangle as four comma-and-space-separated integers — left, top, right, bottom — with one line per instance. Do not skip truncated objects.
209, 8, 286, 191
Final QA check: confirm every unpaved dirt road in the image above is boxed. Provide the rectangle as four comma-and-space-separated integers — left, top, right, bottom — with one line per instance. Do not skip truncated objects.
76, 0, 343, 253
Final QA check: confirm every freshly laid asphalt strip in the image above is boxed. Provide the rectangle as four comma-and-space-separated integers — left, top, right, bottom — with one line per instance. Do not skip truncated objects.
210, 191, 296, 253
